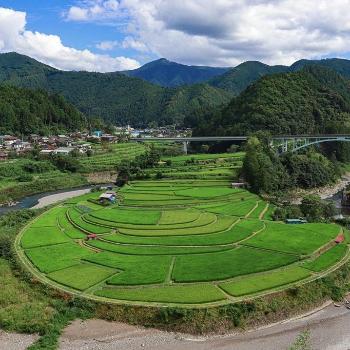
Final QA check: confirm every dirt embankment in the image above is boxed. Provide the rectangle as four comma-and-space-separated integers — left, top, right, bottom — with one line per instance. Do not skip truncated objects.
58, 301, 350, 350
86, 171, 118, 184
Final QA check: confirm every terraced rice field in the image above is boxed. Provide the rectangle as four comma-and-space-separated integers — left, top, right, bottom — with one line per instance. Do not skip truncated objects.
17, 155, 349, 306
79, 143, 147, 172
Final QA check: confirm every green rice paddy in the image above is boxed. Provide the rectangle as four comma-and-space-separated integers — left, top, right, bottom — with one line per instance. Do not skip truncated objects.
17, 151, 349, 306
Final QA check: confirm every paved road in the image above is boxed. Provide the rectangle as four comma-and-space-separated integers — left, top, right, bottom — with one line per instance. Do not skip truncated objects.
59, 303, 350, 350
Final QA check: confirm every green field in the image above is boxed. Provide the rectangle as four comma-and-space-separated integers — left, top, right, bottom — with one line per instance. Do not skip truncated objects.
304, 244, 348, 272
220, 266, 311, 297
17, 151, 348, 306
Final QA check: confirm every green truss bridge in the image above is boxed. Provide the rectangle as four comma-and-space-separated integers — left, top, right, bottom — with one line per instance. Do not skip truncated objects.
130, 135, 350, 154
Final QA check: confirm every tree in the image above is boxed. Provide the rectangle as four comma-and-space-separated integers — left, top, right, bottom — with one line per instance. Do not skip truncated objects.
300, 195, 324, 221
242, 135, 290, 193
51, 155, 80, 173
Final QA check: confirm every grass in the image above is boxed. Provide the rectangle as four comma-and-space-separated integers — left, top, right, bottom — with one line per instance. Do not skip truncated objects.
244, 222, 341, 255
25, 243, 93, 273
88, 212, 217, 231
174, 187, 238, 198
117, 215, 235, 237
158, 209, 200, 225
161, 152, 245, 163
90, 208, 161, 225
102, 219, 261, 246
47, 264, 116, 291
303, 244, 348, 272
87, 239, 233, 255
31, 207, 63, 227
95, 284, 226, 304
84, 252, 171, 285
219, 267, 311, 297
17, 163, 344, 306
67, 208, 111, 234
197, 199, 259, 217
57, 209, 86, 239
248, 201, 267, 219
172, 246, 299, 283
0, 258, 54, 333
21, 226, 70, 249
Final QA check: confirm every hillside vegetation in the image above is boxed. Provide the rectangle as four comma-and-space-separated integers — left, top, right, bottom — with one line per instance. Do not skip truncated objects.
0, 53, 231, 126
0, 85, 86, 135
208, 57, 350, 95
194, 66, 350, 136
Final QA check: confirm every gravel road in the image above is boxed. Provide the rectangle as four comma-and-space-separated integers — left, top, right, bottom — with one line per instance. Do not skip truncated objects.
31, 188, 91, 209
0, 331, 39, 350
58, 303, 350, 350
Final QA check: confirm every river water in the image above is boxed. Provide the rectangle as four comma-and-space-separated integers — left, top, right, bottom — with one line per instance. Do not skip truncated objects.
0, 184, 112, 216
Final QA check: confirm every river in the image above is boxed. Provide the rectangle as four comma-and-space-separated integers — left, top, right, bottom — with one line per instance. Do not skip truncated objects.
0, 184, 112, 216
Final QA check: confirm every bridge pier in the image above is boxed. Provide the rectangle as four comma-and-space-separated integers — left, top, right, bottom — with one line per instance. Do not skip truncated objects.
183, 141, 188, 154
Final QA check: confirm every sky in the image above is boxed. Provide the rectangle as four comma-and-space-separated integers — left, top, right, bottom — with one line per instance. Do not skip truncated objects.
1, 0, 350, 72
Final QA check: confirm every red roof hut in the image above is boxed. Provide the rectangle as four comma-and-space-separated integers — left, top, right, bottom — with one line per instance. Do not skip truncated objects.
335, 234, 345, 244
86, 233, 98, 241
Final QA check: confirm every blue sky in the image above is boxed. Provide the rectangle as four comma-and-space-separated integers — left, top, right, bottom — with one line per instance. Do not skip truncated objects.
0, 0, 152, 63
0, 1, 350, 72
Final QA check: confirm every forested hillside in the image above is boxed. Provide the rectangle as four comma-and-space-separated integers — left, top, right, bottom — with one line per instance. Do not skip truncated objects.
123, 58, 229, 87
0, 85, 86, 135
208, 61, 288, 95
0, 53, 232, 126
193, 66, 350, 136
207, 58, 350, 96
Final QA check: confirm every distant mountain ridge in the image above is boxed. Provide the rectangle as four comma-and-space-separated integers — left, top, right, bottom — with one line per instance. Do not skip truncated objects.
207, 58, 350, 95
0, 52, 232, 126
3, 52, 350, 128
123, 58, 230, 87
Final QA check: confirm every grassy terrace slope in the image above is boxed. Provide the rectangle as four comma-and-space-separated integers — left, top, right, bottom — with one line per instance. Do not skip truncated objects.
16, 152, 349, 307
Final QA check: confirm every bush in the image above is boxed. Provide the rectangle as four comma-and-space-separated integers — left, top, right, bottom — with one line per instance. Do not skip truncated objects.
17, 174, 34, 182
51, 155, 80, 172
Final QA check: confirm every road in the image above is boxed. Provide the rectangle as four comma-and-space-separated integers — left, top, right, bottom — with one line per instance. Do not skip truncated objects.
58, 302, 350, 350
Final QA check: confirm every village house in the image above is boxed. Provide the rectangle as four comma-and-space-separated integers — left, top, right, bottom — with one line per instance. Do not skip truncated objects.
0, 151, 8, 161
53, 147, 74, 156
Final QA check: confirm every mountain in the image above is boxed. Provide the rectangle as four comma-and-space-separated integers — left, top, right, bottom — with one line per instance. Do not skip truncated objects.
0, 53, 232, 126
207, 58, 350, 96
194, 65, 350, 136
123, 58, 230, 87
0, 84, 86, 135
209, 61, 288, 95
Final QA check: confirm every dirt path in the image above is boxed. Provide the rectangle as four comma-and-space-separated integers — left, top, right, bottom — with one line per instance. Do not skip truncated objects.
0, 330, 39, 350
59, 302, 350, 350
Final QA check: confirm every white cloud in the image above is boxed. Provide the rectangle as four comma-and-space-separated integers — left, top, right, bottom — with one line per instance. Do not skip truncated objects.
119, 0, 350, 66
96, 40, 119, 50
65, 0, 124, 22
0, 7, 140, 72
67, 0, 350, 67
122, 37, 148, 52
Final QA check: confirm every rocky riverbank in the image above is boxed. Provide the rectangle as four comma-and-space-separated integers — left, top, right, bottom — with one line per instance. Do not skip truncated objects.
290, 172, 350, 204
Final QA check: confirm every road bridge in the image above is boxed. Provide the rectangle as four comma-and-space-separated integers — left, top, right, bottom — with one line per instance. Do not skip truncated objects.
130, 135, 350, 154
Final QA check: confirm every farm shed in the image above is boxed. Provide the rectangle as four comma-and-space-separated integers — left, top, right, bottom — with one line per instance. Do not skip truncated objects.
99, 191, 117, 204
285, 219, 307, 224
231, 182, 247, 189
